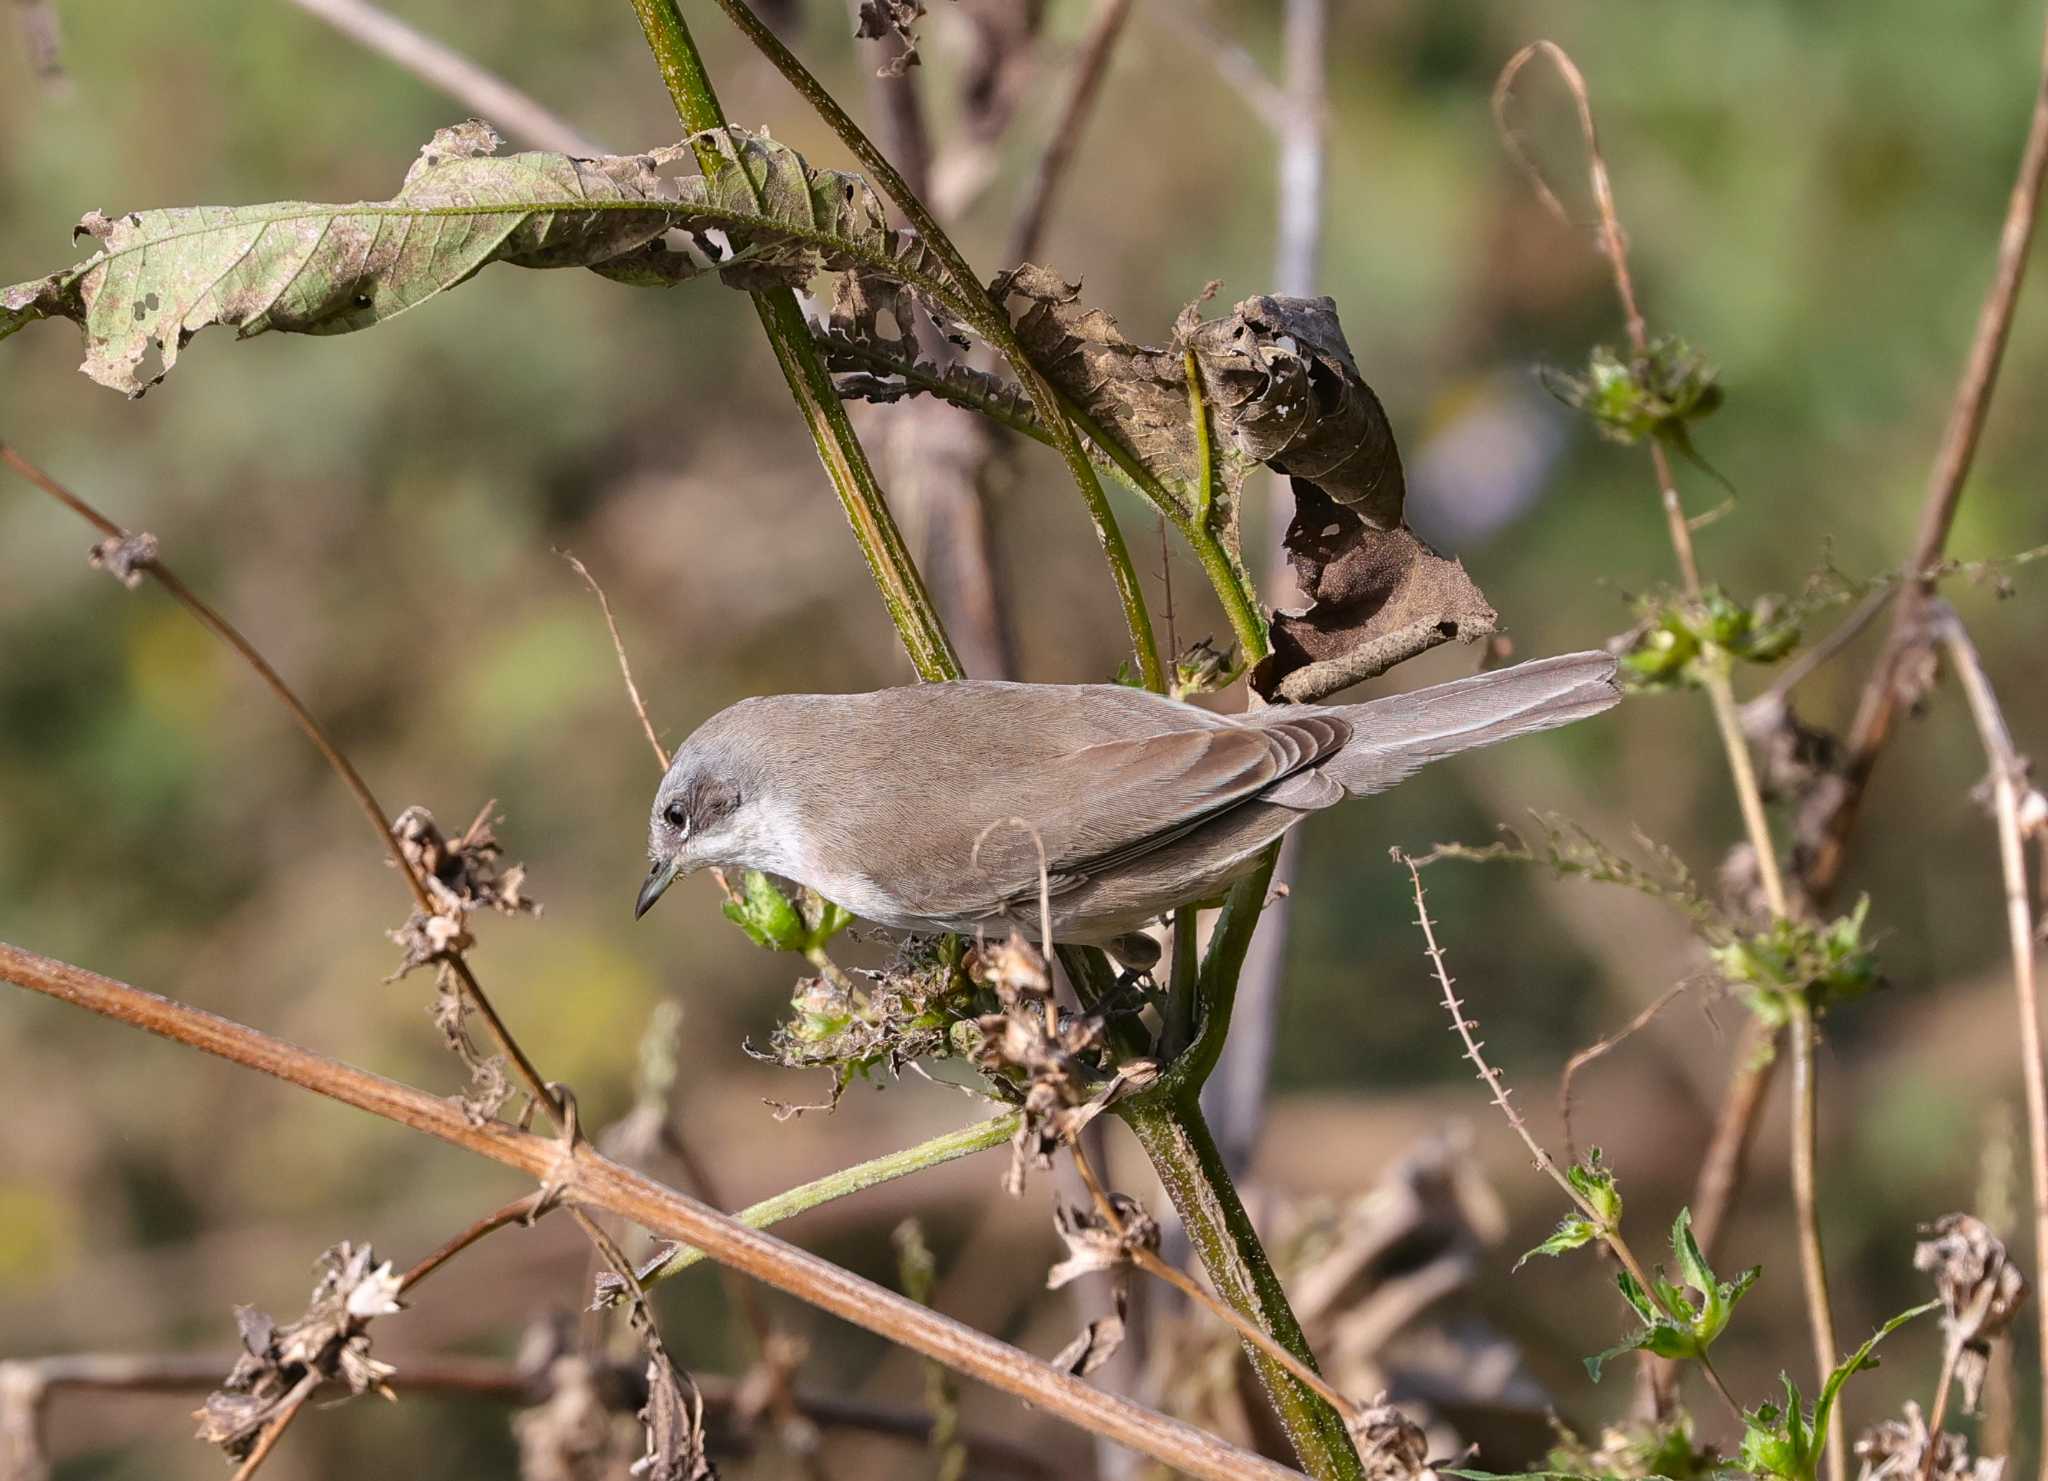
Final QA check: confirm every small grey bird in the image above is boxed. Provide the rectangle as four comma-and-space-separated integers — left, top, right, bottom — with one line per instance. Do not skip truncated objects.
635, 650, 1618, 952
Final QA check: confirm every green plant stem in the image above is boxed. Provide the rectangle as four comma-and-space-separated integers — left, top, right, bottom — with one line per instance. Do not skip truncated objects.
635, 1111, 1021, 1288
1121, 851, 1363, 1478
700, 0, 1165, 691
1121, 1092, 1361, 1480
1788, 1003, 1844, 1475
625, 0, 960, 684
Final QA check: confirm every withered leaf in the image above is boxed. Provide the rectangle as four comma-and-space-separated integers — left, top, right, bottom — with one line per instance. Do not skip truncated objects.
634, 1354, 715, 1481
2, 124, 965, 396
1183, 294, 1404, 528
1050, 1281, 1130, 1379
1252, 490, 1497, 704
855, 0, 947, 76
989, 271, 1484, 701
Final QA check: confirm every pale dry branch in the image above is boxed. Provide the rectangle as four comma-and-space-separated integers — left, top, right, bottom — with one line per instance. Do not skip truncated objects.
0, 941, 1304, 1481
1803, 2, 2048, 905
1931, 604, 2048, 1466
282, 0, 601, 155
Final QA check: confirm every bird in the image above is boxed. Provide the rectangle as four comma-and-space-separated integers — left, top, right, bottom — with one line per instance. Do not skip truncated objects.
634, 649, 1618, 957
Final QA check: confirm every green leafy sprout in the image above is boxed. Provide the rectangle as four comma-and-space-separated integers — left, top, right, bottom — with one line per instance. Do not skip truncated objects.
1736, 1304, 1937, 1481
1621, 586, 1801, 691
1585, 1209, 1759, 1382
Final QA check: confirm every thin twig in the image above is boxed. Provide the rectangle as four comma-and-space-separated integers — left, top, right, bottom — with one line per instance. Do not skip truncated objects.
282, 0, 600, 154
1919, 1337, 1966, 1481
1178, 2, 1293, 132
558, 549, 669, 770
9, 1351, 1061, 1476
1068, 1139, 1359, 1428
400, 1190, 551, 1291
1801, 1, 2048, 904
0, 941, 1301, 1481
1558, 985, 1686, 1166
1006, 0, 1135, 265
1932, 601, 2048, 1465
0, 443, 564, 1128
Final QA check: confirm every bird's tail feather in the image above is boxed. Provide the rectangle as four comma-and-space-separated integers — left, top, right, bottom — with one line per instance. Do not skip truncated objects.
1317, 649, 1620, 798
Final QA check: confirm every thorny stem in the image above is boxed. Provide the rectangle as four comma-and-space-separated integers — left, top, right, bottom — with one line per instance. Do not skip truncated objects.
1934, 603, 2048, 1469
625, 0, 963, 685
0, 444, 564, 1129
1806, 1, 2048, 903
635, 1111, 1023, 1288
1399, 854, 1747, 1425
0, 942, 1303, 1481
701, 0, 1169, 691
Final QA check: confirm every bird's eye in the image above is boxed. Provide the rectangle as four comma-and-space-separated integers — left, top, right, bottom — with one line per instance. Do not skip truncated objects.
663, 801, 688, 832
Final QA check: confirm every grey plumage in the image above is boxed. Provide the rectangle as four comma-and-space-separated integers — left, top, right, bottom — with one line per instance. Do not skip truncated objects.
637, 650, 1619, 946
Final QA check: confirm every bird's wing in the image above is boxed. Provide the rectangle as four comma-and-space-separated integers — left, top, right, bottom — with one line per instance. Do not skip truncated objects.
952, 712, 1350, 916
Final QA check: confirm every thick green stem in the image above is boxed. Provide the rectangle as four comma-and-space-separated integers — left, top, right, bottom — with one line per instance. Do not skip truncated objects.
638, 1111, 1021, 1288
1122, 1092, 1361, 1480
701, 0, 1164, 692
1120, 849, 1360, 1478
626, 0, 961, 683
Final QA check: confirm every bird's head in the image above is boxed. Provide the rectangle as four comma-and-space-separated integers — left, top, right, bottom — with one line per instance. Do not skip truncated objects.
636, 739, 750, 920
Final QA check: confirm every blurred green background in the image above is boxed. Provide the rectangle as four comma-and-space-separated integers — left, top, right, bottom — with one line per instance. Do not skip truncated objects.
3, 1, 2046, 1476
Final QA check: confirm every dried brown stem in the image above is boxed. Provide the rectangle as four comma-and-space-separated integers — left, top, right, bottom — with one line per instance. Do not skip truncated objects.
0, 443, 563, 1127
9, 1351, 1060, 1476
228, 1369, 322, 1481
1558, 985, 1686, 1166
1801, 3, 2048, 905
558, 549, 669, 770
400, 1190, 552, 1291
0, 941, 1303, 1481
1006, 0, 1135, 265
1932, 603, 2048, 1467
1068, 1140, 1356, 1426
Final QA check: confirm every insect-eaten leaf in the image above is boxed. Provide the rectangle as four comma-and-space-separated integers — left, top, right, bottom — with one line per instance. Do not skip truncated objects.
2, 122, 964, 396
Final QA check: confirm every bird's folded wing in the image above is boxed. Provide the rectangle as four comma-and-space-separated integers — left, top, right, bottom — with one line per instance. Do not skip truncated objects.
949, 713, 1349, 917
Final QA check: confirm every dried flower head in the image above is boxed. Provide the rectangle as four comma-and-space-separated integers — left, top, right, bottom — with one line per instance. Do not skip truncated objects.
386, 803, 540, 976
87, 530, 158, 587
967, 933, 1158, 1192
194, 1242, 403, 1460
1914, 1214, 2029, 1412
1854, 1401, 2004, 1481
1349, 1396, 1434, 1481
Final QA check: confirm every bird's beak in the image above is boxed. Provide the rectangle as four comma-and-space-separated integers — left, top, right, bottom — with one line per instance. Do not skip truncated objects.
635, 857, 682, 920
